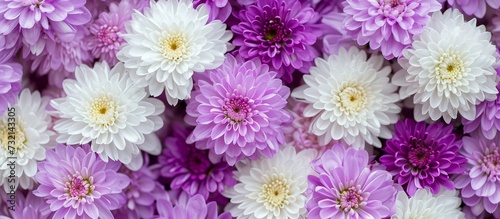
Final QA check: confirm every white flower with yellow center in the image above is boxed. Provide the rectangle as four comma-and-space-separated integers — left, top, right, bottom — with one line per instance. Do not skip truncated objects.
0, 89, 54, 192
51, 62, 165, 171
117, 0, 232, 106
393, 9, 499, 123
292, 46, 401, 149
393, 188, 465, 219
224, 146, 317, 219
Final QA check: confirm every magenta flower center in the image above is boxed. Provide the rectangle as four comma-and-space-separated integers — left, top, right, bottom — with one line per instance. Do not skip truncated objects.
263, 19, 287, 43
380, 0, 406, 17
98, 25, 121, 47
338, 187, 364, 212
223, 94, 252, 124
187, 150, 212, 175
480, 148, 500, 181
65, 175, 92, 198
407, 136, 435, 169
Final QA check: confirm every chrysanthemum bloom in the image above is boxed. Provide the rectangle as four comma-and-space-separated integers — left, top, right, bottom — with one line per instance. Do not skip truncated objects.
31, 27, 92, 88
0, 0, 91, 55
5, 191, 52, 219
224, 146, 317, 219
283, 100, 337, 154
393, 9, 499, 123
462, 80, 500, 140
117, 0, 232, 106
193, 0, 232, 22
393, 188, 464, 219
0, 89, 55, 192
0, 61, 22, 116
185, 55, 291, 165
155, 193, 232, 219
454, 134, 500, 216
0, 27, 21, 61
34, 144, 129, 219
439, 0, 500, 18
231, 0, 319, 82
343, 0, 441, 59
307, 145, 397, 219
113, 155, 165, 219
159, 123, 235, 199
88, 0, 148, 66
292, 46, 401, 149
51, 62, 165, 170
379, 119, 466, 196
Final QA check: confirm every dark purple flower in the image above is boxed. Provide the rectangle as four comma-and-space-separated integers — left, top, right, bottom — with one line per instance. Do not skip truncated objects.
380, 119, 466, 196
231, 0, 319, 82
159, 123, 236, 199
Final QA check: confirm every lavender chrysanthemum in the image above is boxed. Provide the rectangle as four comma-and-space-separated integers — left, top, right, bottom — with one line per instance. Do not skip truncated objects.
454, 134, 500, 216
88, 0, 147, 66
4, 191, 52, 219
193, 0, 232, 22
34, 144, 130, 219
343, 0, 441, 59
30, 27, 92, 88
307, 144, 397, 219
0, 61, 21, 116
439, 0, 500, 18
154, 192, 232, 219
186, 54, 290, 165
159, 123, 236, 199
462, 81, 500, 140
231, 0, 319, 82
379, 119, 466, 196
0, 0, 91, 55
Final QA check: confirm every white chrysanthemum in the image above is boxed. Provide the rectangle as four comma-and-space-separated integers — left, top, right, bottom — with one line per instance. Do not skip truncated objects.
117, 0, 232, 106
0, 89, 54, 192
393, 9, 499, 123
393, 188, 465, 219
291, 46, 401, 149
224, 146, 317, 219
51, 62, 165, 171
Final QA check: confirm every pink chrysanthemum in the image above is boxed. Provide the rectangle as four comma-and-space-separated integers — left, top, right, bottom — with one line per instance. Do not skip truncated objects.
343, 0, 441, 59
88, 0, 148, 66
0, 0, 91, 55
34, 144, 130, 219
30, 27, 92, 88
186, 54, 291, 165
454, 134, 500, 217
0, 61, 22, 116
307, 144, 397, 218
159, 123, 236, 199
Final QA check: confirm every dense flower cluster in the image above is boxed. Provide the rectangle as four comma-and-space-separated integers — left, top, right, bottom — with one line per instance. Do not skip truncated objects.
1, 0, 500, 218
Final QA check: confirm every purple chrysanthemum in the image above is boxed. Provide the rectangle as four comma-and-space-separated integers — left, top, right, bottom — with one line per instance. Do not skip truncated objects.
462, 81, 500, 140
0, 61, 22, 116
30, 27, 92, 87
154, 192, 232, 219
307, 144, 397, 219
193, 0, 232, 22
159, 123, 235, 199
454, 134, 500, 216
343, 0, 441, 59
439, 0, 500, 18
231, 0, 319, 82
88, 0, 147, 66
4, 191, 52, 219
113, 155, 165, 219
379, 119, 466, 196
186, 54, 290, 165
0, 0, 91, 55
0, 27, 21, 61
33, 144, 130, 219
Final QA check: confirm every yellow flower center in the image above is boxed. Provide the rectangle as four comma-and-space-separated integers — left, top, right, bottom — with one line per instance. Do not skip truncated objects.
260, 176, 290, 211
0, 120, 27, 153
159, 32, 188, 64
88, 95, 118, 128
335, 84, 368, 115
435, 50, 464, 86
